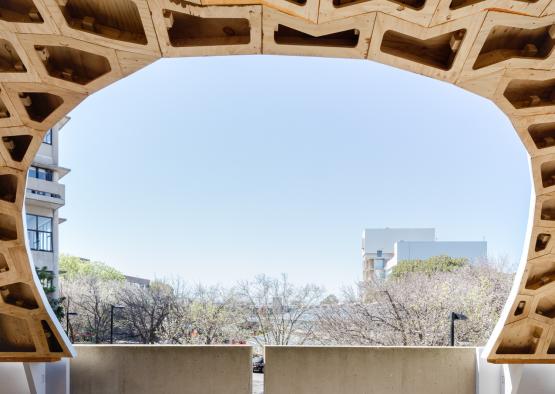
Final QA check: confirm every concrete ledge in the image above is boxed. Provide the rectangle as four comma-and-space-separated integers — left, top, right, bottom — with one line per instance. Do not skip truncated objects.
265, 346, 476, 394
70, 345, 252, 394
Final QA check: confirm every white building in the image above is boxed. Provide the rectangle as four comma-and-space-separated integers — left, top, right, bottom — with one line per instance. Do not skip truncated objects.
25, 118, 70, 295
362, 228, 487, 280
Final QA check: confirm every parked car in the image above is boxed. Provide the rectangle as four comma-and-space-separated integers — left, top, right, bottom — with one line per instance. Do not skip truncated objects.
252, 355, 265, 373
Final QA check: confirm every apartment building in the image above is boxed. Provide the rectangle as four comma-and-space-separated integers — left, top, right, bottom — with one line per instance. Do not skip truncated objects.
25, 117, 70, 295
362, 228, 487, 281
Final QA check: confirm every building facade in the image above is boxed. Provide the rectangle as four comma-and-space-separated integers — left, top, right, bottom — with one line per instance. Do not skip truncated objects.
362, 228, 487, 281
25, 117, 70, 295
124, 275, 151, 289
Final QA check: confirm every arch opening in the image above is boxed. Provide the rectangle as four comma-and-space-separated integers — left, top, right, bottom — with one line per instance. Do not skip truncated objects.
0, 0, 550, 366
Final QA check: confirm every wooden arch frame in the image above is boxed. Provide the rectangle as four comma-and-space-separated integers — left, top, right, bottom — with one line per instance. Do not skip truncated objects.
0, 0, 553, 363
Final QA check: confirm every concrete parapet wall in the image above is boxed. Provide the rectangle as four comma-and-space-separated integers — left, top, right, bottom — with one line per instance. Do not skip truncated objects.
70, 345, 252, 394
264, 346, 476, 394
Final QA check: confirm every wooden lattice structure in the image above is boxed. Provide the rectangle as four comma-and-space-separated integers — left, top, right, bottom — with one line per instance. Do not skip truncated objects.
0, 0, 553, 363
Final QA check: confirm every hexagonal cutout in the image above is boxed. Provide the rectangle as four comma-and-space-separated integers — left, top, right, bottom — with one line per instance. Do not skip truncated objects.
19, 92, 63, 123
0, 314, 35, 352
0, 282, 38, 310
0, 253, 9, 273
0, 174, 17, 203
274, 25, 359, 48
2, 135, 32, 162
536, 233, 551, 252
0, 213, 16, 241
35, 45, 111, 86
380, 29, 466, 71
0, 0, 43, 23
58, 0, 147, 45
530, 122, 555, 150
536, 294, 555, 318
0, 39, 26, 73
504, 79, 555, 109
473, 25, 555, 70
496, 325, 543, 354
165, 11, 251, 47
41, 320, 62, 352
526, 260, 555, 290
542, 161, 555, 188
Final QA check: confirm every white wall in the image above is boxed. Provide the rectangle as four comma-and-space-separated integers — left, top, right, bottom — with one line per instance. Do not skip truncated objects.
517, 365, 555, 393
0, 363, 33, 394
265, 346, 475, 394
71, 345, 253, 394
362, 228, 435, 255
395, 241, 487, 262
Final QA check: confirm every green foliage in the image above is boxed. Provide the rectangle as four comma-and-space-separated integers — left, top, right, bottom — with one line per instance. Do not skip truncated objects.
390, 255, 469, 278
59, 254, 125, 281
35, 266, 65, 321
48, 297, 66, 323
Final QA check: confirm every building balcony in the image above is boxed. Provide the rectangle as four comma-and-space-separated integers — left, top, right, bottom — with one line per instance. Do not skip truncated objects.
0, 345, 539, 394
25, 177, 65, 209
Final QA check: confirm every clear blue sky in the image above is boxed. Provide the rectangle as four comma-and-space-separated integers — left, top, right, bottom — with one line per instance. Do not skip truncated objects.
58, 55, 531, 293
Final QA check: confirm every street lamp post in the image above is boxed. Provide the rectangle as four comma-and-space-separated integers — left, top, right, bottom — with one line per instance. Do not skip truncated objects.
110, 305, 124, 344
450, 312, 468, 346
65, 296, 78, 337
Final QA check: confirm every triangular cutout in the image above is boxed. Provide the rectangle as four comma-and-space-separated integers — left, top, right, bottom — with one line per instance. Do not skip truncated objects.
0, 39, 26, 73
20, 92, 63, 123
0, 253, 9, 273
41, 321, 63, 353
2, 134, 32, 162
0, 97, 10, 119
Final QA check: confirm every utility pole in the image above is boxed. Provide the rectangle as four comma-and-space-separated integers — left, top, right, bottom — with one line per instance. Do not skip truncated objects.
65, 296, 77, 339
110, 304, 124, 344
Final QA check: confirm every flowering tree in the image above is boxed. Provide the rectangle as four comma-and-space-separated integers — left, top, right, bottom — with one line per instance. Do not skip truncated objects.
315, 261, 513, 346
237, 274, 324, 346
